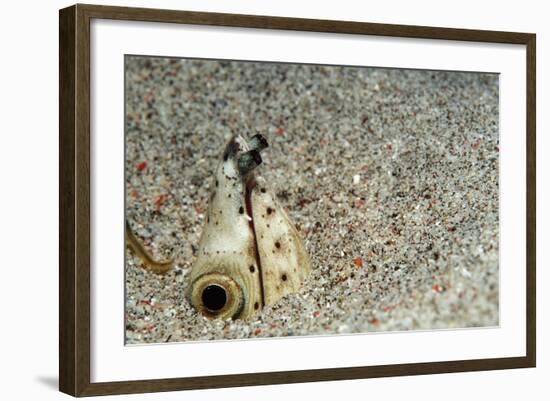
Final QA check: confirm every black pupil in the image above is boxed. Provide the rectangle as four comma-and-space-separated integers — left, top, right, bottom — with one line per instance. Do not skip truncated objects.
202, 285, 227, 312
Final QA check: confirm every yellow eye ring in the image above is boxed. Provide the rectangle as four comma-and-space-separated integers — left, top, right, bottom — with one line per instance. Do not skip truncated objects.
189, 273, 244, 320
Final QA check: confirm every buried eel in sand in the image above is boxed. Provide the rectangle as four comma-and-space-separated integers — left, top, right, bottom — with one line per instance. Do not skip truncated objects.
188, 134, 312, 320
126, 134, 311, 320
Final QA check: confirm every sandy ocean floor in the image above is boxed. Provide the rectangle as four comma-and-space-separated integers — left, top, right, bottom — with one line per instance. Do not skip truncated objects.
124, 56, 499, 344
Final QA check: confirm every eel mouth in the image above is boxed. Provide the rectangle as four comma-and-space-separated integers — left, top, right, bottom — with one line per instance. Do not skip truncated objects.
244, 176, 257, 228
244, 168, 265, 308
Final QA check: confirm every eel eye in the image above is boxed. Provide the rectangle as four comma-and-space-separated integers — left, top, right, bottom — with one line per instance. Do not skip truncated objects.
201, 285, 227, 312
189, 273, 244, 319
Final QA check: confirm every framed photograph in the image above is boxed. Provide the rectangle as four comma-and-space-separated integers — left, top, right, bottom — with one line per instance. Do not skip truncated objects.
59, 4, 536, 397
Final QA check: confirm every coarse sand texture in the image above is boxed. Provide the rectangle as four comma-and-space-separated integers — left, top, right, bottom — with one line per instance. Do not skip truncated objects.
125, 57, 499, 344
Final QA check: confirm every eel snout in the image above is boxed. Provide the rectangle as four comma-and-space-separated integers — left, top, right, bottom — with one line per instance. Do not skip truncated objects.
223, 134, 269, 178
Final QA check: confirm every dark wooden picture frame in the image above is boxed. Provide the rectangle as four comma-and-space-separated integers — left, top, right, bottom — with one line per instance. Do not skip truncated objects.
59, 3, 536, 397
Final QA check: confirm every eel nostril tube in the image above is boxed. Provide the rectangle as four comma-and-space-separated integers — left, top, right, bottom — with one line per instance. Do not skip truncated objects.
201, 285, 227, 312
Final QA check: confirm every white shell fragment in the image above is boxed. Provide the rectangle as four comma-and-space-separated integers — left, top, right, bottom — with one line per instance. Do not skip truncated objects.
188, 134, 312, 320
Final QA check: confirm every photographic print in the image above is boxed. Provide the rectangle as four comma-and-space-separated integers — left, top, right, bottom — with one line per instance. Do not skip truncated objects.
59, 6, 535, 395
124, 56, 499, 344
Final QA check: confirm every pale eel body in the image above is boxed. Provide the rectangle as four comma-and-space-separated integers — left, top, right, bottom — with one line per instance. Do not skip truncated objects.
188, 134, 312, 320
125, 221, 173, 274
